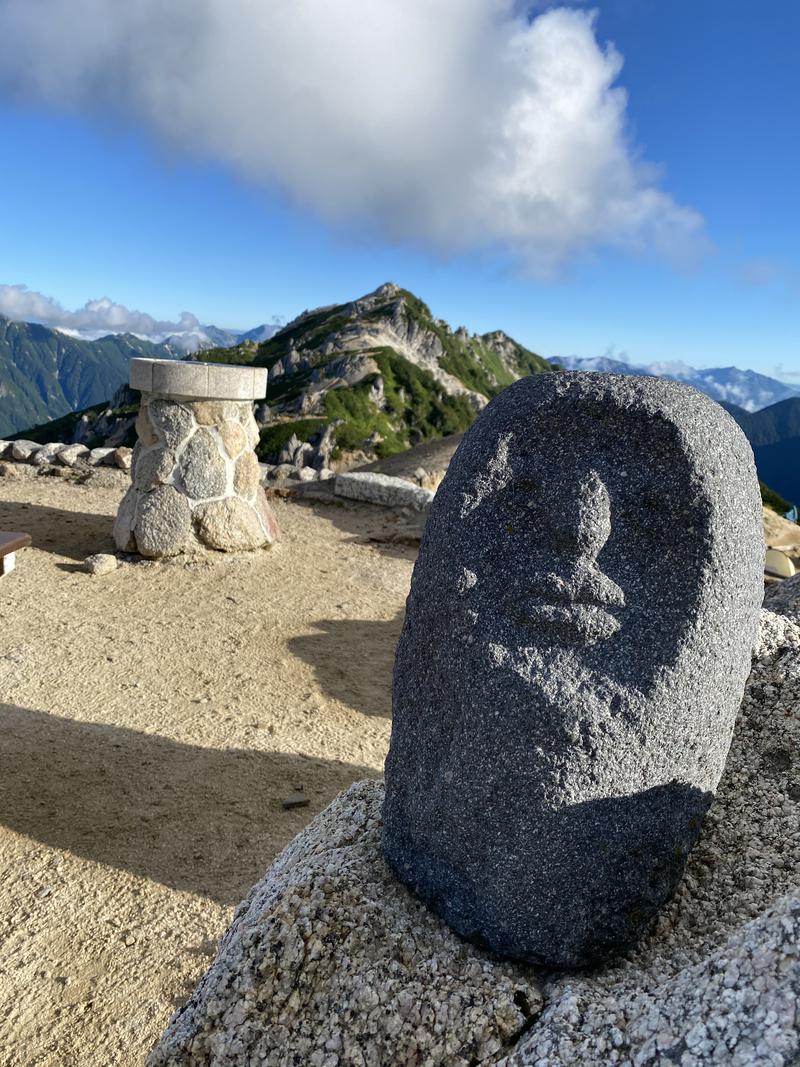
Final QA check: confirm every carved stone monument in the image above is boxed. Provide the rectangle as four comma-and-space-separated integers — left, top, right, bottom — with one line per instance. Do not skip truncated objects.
383, 373, 764, 967
114, 358, 279, 558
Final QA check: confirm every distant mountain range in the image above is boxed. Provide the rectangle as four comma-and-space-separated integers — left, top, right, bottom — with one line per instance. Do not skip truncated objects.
56, 321, 281, 354
0, 315, 184, 438
0, 315, 282, 436
552, 356, 799, 413
5, 288, 800, 509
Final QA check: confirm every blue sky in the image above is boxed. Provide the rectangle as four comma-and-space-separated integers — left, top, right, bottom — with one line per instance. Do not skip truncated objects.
0, 1, 798, 377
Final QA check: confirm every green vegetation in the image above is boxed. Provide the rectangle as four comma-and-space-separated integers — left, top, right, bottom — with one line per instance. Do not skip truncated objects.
761, 481, 794, 516
395, 288, 550, 398
256, 418, 328, 461
323, 346, 477, 459
196, 287, 553, 463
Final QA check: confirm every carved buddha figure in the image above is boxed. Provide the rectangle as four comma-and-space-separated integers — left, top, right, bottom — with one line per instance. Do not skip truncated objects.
384, 373, 763, 966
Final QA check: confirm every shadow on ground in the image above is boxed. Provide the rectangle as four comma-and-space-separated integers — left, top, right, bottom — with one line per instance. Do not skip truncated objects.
0, 500, 115, 561
288, 613, 405, 718
0, 703, 379, 905
282, 495, 423, 562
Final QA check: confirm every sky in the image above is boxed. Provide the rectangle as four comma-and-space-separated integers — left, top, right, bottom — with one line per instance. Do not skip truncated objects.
0, 0, 798, 377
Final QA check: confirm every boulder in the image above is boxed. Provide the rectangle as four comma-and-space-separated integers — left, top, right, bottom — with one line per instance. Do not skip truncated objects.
334, 471, 435, 511
30, 442, 65, 466
10, 439, 39, 462
267, 463, 296, 482
193, 497, 274, 552
233, 450, 260, 499
147, 781, 542, 1067
87, 447, 117, 467
383, 374, 764, 967
134, 485, 192, 558
133, 446, 174, 493
114, 446, 133, 471
56, 443, 90, 467
219, 421, 247, 459
178, 429, 227, 500
149, 399, 195, 451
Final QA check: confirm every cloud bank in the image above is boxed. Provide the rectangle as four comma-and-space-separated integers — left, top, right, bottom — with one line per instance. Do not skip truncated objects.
0, 1, 703, 275
0, 284, 201, 339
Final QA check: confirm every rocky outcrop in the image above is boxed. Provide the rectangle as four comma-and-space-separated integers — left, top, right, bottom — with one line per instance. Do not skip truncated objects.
148, 608, 800, 1065
242, 284, 553, 469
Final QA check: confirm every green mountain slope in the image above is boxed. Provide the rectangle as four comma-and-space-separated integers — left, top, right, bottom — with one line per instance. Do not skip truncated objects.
198, 282, 553, 462
0, 315, 179, 437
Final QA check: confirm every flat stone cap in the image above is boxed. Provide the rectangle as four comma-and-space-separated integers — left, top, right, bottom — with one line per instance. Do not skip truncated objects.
130, 358, 268, 401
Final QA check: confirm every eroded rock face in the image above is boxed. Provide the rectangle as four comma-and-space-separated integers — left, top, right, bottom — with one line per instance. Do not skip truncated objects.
114, 394, 279, 558
383, 373, 765, 967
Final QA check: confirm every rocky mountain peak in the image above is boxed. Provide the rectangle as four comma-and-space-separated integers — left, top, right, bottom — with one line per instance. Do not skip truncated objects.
194, 284, 553, 466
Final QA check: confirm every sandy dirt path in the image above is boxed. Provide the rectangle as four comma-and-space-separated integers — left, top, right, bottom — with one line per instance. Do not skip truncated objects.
0, 469, 415, 1065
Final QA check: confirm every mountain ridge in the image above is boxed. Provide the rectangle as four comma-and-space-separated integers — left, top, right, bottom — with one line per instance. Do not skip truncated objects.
8, 283, 554, 464
195, 281, 553, 461
551, 355, 799, 413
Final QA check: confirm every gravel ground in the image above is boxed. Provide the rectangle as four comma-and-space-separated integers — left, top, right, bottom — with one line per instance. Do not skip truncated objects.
0, 467, 415, 1066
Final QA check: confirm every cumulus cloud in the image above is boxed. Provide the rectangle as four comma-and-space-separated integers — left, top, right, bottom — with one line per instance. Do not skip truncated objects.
0, 1, 703, 275
0, 284, 200, 339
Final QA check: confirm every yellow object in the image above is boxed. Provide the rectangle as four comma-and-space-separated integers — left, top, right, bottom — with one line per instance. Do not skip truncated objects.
765, 548, 796, 579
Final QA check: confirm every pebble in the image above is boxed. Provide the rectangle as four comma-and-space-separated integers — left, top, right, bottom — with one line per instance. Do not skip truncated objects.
83, 553, 119, 576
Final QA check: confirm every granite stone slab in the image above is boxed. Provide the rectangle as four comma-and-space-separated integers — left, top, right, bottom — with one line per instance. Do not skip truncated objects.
130, 358, 267, 401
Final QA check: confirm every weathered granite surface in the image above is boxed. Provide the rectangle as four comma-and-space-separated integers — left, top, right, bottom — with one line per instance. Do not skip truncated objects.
148, 780, 542, 1067
334, 471, 435, 511
384, 373, 764, 967
504, 608, 800, 1066
148, 609, 799, 1064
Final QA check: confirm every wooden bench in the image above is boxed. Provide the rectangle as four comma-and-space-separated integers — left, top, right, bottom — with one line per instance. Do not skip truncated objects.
0, 532, 31, 576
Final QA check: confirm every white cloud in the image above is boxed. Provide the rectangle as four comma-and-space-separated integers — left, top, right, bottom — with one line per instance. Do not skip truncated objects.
0, 284, 200, 338
0, 1, 703, 276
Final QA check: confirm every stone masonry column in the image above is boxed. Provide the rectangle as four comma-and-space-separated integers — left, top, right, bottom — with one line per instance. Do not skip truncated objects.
114, 358, 280, 558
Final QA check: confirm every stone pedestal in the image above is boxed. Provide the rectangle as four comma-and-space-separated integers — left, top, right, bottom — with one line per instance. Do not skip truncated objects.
114, 358, 279, 558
